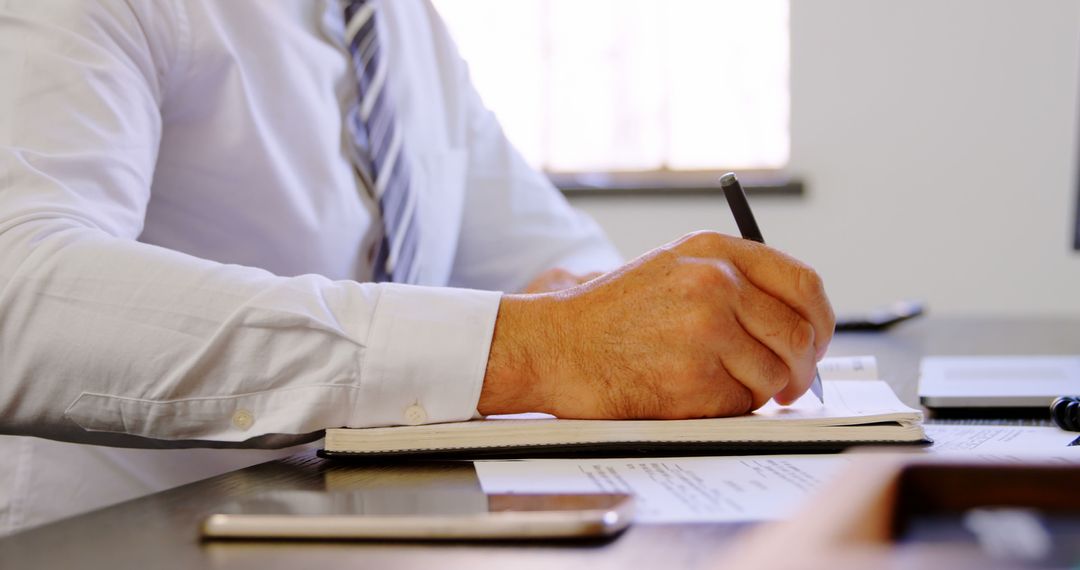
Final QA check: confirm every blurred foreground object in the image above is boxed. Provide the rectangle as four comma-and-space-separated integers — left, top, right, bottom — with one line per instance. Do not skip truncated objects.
722, 455, 1080, 569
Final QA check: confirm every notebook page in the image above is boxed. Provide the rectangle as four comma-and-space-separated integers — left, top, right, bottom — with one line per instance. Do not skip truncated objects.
745, 380, 920, 424
475, 455, 850, 523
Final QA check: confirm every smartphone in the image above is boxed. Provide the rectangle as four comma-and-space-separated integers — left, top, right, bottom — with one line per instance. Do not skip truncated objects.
200, 489, 634, 540
835, 299, 925, 332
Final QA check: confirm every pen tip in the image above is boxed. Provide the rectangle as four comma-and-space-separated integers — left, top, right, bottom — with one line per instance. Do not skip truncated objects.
719, 172, 738, 187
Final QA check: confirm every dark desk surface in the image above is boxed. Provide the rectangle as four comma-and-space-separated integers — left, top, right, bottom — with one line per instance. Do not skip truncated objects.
2, 317, 1078, 569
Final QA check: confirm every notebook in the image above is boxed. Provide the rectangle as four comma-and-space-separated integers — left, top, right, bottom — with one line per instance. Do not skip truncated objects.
320, 379, 927, 459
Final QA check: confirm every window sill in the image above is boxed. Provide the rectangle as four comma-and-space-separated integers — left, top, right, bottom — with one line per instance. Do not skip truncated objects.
550, 172, 804, 198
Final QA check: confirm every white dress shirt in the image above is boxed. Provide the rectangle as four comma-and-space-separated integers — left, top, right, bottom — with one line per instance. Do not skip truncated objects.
0, 0, 621, 534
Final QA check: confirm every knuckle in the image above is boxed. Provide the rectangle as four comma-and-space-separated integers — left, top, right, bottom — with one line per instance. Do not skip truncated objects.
681, 309, 718, 338
795, 264, 825, 298
676, 260, 733, 296
680, 230, 729, 254
788, 319, 815, 355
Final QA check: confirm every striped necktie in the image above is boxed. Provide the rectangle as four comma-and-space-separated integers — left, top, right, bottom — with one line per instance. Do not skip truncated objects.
343, 0, 419, 283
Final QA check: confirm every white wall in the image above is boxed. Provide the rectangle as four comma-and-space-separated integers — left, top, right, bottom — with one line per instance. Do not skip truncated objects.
569, 0, 1080, 316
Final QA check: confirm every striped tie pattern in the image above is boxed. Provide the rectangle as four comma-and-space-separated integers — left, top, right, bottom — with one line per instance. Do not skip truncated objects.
343, 0, 419, 283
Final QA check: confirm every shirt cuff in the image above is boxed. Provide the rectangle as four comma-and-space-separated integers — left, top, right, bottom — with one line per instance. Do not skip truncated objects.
357, 284, 502, 427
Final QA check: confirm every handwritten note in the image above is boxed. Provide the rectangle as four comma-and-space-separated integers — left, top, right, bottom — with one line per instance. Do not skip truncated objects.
475, 455, 848, 523
925, 424, 1080, 461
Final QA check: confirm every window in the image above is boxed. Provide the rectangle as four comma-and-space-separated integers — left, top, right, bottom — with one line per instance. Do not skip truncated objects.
433, 0, 790, 186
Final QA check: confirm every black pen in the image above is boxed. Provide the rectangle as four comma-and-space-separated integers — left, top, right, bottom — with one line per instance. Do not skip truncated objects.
719, 172, 825, 404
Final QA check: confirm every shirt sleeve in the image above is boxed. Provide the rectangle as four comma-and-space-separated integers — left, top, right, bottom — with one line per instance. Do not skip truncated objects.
0, 0, 500, 449
423, 6, 625, 293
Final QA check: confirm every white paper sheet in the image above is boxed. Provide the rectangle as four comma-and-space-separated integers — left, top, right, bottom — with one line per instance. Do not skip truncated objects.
473, 360, 1078, 525
925, 424, 1080, 461
473, 426, 1080, 524
475, 455, 849, 523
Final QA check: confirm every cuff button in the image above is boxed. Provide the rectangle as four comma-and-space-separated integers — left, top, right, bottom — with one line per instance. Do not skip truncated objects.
403, 404, 428, 425
232, 409, 254, 431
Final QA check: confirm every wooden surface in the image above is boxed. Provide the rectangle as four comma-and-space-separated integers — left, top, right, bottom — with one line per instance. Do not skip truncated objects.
2, 316, 1077, 569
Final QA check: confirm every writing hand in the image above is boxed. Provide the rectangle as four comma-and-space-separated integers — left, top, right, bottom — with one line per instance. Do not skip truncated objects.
479, 231, 834, 418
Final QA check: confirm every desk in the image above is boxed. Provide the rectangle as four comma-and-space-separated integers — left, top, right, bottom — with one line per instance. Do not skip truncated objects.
2, 317, 1077, 569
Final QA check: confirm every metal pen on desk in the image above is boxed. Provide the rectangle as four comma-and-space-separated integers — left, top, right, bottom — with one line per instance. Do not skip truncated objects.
719, 172, 825, 404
